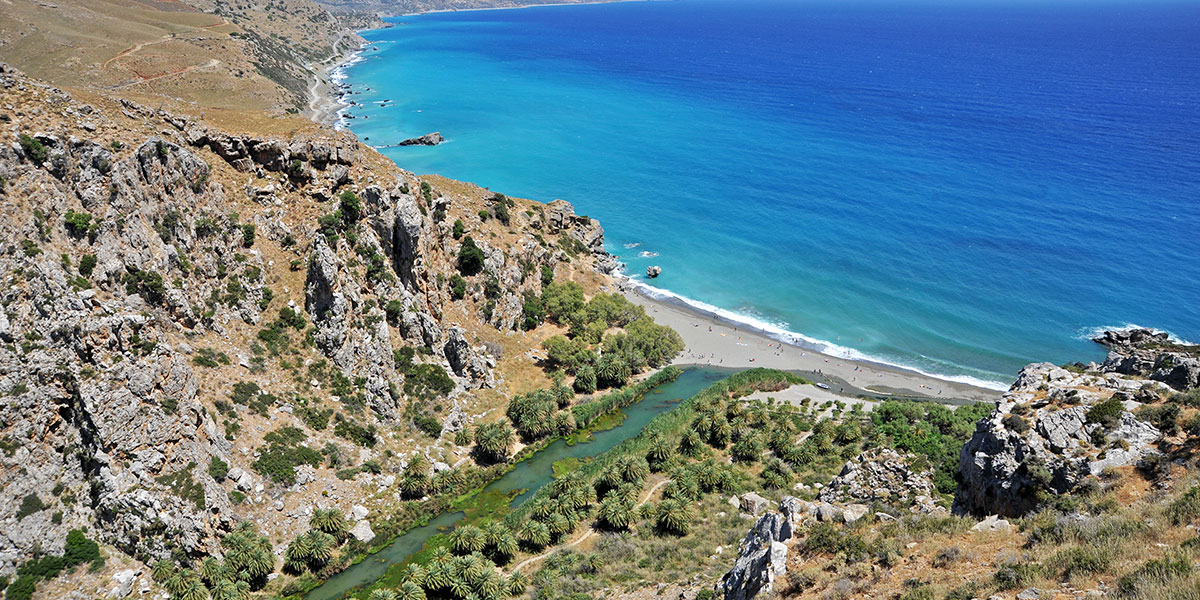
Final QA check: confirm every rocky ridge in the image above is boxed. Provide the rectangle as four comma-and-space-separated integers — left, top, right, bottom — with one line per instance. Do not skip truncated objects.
0, 62, 620, 581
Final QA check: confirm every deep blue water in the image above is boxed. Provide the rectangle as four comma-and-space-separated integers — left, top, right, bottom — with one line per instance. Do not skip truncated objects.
341, 0, 1200, 388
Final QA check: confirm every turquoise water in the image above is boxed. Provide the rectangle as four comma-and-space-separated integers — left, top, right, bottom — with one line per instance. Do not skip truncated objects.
307, 367, 729, 600
341, 0, 1200, 387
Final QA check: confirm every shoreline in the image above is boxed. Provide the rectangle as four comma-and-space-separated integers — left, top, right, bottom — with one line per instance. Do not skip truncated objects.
306, 36, 366, 127
618, 280, 1004, 404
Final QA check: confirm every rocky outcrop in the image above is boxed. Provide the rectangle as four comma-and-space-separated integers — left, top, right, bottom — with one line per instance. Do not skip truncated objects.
443, 326, 496, 389
646, 265, 662, 278
954, 362, 1163, 517
398, 132, 445, 146
718, 498, 806, 600
1093, 328, 1200, 391
819, 448, 941, 513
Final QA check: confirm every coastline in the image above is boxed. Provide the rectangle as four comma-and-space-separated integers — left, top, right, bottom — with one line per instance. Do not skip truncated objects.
317, 1, 1005, 406
618, 279, 1004, 404
306, 36, 366, 127
396, 0, 660, 18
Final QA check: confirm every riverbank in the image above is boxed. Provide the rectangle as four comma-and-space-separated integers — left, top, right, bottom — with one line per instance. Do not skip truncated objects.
620, 283, 1003, 404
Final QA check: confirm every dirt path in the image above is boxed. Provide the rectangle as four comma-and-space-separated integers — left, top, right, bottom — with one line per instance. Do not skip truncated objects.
508, 478, 672, 574
103, 18, 229, 69
109, 59, 219, 89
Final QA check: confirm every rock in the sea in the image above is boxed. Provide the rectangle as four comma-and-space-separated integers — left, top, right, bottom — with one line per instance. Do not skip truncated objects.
646, 265, 662, 278
399, 132, 445, 146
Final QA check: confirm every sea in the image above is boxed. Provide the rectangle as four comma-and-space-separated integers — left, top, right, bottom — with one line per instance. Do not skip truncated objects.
337, 0, 1200, 389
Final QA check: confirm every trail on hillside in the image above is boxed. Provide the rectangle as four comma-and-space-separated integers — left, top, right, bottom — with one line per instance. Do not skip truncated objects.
508, 478, 673, 573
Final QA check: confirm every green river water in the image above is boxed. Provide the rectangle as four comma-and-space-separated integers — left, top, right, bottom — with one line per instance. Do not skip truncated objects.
305, 367, 731, 600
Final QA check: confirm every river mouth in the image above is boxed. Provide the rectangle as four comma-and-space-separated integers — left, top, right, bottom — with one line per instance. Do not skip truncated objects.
305, 367, 732, 600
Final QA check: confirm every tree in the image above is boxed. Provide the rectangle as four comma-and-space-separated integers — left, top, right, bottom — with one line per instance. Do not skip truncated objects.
473, 421, 514, 463
450, 525, 486, 554
457, 236, 485, 275
573, 365, 597, 394
595, 353, 632, 389
655, 499, 694, 535
339, 190, 363, 224
597, 495, 633, 530
310, 508, 349, 540
396, 582, 426, 600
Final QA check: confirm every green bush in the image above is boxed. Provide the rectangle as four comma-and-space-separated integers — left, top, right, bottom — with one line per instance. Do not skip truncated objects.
1087, 397, 1125, 430
78, 254, 97, 277
16, 494, 46, 520
1117, 552, 1193, 597
457, 236, 486, 275
452, 219, 465, 239
18, 134, 47, 165
385, 299, 404, 324
994, 562, 1042, 590
449, 274, 466, 300
404, 364, 454, 401
1169, 486, 1200, 525
209, 456, 230, 481
123, 269, 166, 305
339, 190, 363, 224
334, 415, 378, 447
64, 210, 98, 238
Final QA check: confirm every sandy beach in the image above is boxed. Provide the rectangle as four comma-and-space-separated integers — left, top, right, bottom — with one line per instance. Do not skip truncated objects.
621, 283, 1003, 405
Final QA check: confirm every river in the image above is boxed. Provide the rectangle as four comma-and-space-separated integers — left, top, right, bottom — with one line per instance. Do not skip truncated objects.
305, 367, 731, 600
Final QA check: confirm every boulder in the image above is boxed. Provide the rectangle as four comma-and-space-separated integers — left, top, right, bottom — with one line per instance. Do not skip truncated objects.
739, 492, 770, 516
646, 265, 662, 278
398, 132, 445, 146
970, 515, 1013, 533
718, 503, 796, 600
349, 520, 375, 543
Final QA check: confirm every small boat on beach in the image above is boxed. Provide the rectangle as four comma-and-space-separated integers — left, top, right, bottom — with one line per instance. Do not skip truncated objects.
815, 382, 831, 390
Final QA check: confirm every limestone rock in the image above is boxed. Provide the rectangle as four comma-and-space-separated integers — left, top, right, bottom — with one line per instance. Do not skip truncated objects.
819, 448, 938, 512
349, 519, 375, 543
739, 492, 769, 516
718, 498, 800, 600
398, 132, 445, 146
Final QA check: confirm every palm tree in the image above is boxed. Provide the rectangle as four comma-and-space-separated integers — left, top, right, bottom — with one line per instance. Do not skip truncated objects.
199, 557, 229, 585
305, 530, 336, 566
401, 563, 427, 587
450, 524, 486, 554
493, 532, 518, 561
678, 430, 704, 458
424, 559, 452, 591
645, 434, 673, 471
367, 590, 398, 600
209, 579, 246, 600
164, 572, 188, 597
505, 572, 528, 597
519, 521, 551, 550
617, 456, 649, 484
283, 536, 312, 574
179, 578, 210, 600
597, 496, 632, 530
473, 421, 514, 464
310, 508, 349, 540
152, 560, 175, 583
476, 571, 502, 599
396, 581, 426, 600
655, 499, 694, 535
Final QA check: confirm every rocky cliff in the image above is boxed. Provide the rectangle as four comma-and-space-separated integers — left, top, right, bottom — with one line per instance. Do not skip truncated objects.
953, 329, 1196, 517
0, 62, 618, 582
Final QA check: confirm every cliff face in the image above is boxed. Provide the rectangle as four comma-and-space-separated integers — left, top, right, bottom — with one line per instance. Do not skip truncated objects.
0, 63, 616, 577
953, 329, 1199, 518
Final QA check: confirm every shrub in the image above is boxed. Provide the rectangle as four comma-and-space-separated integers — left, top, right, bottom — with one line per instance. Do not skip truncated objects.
339, 190, 363, 224
452, 219, 465, 239
1169, 486, 1200, 525
385, 299, 404, 324
994, 562, 1042, 590
64, 210, 98, 238
123, 269, 166, 305
1137, 403, 1180, 435
404, 364, 454, 401
18, 134, 47, 165
16, 494, 46, 520
78, 254, 97, 277
449, 274, 466, 300
1002, 413, 1030, 433
240, 224, 256, 247
334, 416, 378, 448
209, 456, 229, 481
457, 236, 485, 275
1117, 552, 1193, 597
1087, 397, 1124, 430
1051, 545, 1112, 578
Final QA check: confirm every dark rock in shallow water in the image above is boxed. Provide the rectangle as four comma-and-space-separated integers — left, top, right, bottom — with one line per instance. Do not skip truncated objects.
399, 132, 445, 146
646, 265, 662, 278
1093, 328, 1170, 350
